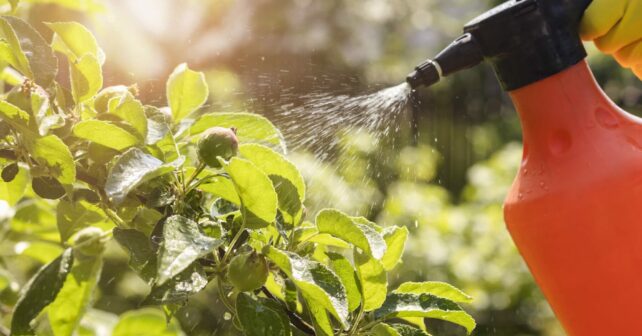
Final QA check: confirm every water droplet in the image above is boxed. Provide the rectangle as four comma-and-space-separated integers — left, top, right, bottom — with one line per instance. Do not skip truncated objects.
224, 312, 232, 320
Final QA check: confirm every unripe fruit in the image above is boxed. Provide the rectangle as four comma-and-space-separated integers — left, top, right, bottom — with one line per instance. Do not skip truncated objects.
72, 227, 106, 257
227, 251, 268, 292
197, 127, 239, 168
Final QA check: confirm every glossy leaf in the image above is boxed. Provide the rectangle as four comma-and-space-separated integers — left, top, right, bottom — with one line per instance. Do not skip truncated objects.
105, 148, 182, 204
73, 120, 140, 151
26, 134, 76, 185
327, 252, 361, 312
156, 215, 222, 285
316, 209, 386, 259
381, 226, 408, 271
144, 105, 170, 145
394, 282, 473, 304
144, 264, 208, 305
166, 63, 207, 122
46, 21, 105, 64
0, 16, 57, 87
70, 53, 102, 103
372, 323, 431, 336
222, 157, 278, 229
355, 248, 387, 311
11, 249, 73, 335
190, 112, 286, 152
374, 293, 476, 334
236, 293, 291, 336
264, 246, 349, 327
49, 254, 103, 336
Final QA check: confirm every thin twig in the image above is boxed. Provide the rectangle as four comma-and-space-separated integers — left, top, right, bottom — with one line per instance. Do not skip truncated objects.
261, 287, 316, 335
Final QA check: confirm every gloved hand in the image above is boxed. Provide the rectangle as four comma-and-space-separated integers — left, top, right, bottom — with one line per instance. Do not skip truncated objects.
580, 0, 642, 80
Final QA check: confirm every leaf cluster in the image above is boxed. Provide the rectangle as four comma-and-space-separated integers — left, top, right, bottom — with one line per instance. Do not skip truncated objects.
0, 16, 475, 336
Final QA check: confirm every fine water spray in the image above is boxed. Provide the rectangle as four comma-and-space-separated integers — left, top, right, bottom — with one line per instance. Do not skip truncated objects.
405, 0, 642, 335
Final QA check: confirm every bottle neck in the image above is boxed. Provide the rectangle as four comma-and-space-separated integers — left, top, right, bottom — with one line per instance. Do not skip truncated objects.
508, 60, 621, 157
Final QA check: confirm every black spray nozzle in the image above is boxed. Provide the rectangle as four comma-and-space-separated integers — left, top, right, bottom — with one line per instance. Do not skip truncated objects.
407, 33, 483, 89
407, 0, 594, 91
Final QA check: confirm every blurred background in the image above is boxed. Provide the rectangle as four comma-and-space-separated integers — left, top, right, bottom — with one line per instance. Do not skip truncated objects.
1, 0, 640, 335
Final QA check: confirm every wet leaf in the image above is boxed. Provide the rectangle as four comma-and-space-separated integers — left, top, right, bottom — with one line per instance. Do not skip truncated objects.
372, 323, 431, 336
107, 92, 147, 140
11, 248, 73, 335
49, 253, 103, 336
316, 209, 386, 259
144, 106, 170, 145
73, 120, 140, 151
156, 215, 222, 285
236, 293, 292, 336
105, 148, 182, 204
327, 252, 361, 312
143, 263, 208, 305
374, 293, 476, 334
264, 246, 349, 327
166, 63, 207, 122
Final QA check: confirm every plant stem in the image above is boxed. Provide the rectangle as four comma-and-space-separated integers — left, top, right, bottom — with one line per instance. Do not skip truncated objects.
348, 304, 366, 335
216, 276, 235, 313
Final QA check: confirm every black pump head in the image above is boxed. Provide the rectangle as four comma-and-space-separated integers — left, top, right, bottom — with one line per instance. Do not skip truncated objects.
407, 0, 592, 91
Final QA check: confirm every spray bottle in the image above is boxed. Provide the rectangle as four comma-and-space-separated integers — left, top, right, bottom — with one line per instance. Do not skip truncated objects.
408, 0, 642, 334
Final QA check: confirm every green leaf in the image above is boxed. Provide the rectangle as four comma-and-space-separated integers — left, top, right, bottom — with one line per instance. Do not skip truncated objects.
46, 21, 105, 64
316, 209, 386, 259
57, 200, 110, 242
264, 246, 349, 327
113, 228, 156, 283
11, 248, 74, 335
381, 226, 408, 271
8, 0, 19, 12
105, 148, 182, 204
239, 144, 305, 224
374, 293, 476, 334
26, 134, 76, 185
372, 323, 431, 336
31, 87, 64, 136
190, 112, 286, 152
73, 120, 140, 151
70, 53, 102, 104
143, 263, 208, 305
326, 252, 361, 312
394, 282, 473, 304
355, 248, 387, 311
166, 63, 207, 122
198, 176, 240, 204
144, 105, 170, 145
222, 157, 278, 229
49, 254, 103, 336
156, 215, 223, 285
32, 176, 65, 200
10, 199, 59, 242
0, 100, 31, 133
305, 295, 333, 336
0, 162, 29, 206
0, 16, 58, 87
236, 293, 292, 336
112, 308, 183, 336
292, 226, 350, 249
107, 93, 147, 139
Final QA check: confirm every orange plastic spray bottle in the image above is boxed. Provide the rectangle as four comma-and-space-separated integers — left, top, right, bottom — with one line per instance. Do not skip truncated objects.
407, 0, 642, 334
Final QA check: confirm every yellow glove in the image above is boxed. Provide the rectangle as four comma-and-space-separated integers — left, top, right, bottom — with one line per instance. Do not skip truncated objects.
580, 0, 642, 79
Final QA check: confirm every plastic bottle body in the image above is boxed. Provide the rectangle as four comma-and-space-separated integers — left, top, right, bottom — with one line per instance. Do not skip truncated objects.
505, 60, 642, 335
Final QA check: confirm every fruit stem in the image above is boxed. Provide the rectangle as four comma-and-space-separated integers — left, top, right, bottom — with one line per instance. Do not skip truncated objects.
216, 276, 236, 313
184, 162, 206, 192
